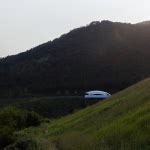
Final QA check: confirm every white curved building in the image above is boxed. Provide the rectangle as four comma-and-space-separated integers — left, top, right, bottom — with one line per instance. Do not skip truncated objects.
84, 90, 111, 99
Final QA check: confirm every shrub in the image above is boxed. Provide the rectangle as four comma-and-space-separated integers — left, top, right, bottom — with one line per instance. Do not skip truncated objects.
5, 137, 37, 150
0, 126, 15, 149
0, 107, 42, 149
25, 111, 41, 127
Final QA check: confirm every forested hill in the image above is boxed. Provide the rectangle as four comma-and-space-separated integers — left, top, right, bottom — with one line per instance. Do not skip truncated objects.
0, 20, 150, 98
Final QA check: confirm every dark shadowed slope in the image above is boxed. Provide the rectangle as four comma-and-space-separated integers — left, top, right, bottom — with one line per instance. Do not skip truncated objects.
14, 78, 150, 150
0, 21, 150, 98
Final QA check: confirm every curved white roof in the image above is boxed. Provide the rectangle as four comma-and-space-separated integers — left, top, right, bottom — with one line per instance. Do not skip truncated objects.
86, 90, 109, 95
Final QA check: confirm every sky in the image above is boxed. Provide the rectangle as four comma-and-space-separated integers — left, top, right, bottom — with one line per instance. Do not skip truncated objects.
0, 0, 150, 57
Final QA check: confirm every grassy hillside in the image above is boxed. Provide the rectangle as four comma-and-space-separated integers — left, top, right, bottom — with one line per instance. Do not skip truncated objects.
11, 78, 150, 150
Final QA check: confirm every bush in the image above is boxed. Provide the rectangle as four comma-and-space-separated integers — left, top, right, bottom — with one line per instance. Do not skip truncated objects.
25, 111, 41, 127
0, 126, 15, 149
0, 107, 42, 129
0, 107, 42, 149
5, 137, 37, 150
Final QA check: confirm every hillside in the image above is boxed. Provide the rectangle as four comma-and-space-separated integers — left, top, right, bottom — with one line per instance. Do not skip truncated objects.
10, 78, 150, 150
0, 21, 150, 98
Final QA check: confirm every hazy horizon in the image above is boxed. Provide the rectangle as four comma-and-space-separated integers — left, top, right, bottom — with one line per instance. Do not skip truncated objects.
1, 0, 150, 57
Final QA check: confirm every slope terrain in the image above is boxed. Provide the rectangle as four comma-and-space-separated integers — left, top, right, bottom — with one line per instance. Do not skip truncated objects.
0, 21, 150, 98
12, 78, 150, 150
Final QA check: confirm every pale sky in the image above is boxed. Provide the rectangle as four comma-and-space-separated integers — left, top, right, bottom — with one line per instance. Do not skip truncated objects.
0, 0, 150, 57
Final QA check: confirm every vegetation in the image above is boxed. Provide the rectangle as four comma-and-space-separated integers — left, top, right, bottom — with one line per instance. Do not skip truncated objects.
0, 20, 150, 149
0, 97, 98, 118
0, 21, 150, 98
0, 107, 42, 149
13, 78, 150, 150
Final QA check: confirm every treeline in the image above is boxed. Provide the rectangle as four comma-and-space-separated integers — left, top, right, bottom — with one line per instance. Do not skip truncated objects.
0, 97, 97, 118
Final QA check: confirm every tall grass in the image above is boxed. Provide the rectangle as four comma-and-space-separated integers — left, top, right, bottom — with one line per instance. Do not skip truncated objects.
15, 78, 150, 150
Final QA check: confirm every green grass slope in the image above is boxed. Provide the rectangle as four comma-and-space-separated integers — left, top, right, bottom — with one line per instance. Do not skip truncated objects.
16, 78, 150, 150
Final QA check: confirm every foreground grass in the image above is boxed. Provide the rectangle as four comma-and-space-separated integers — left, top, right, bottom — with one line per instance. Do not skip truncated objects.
15, 78, 150, 150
